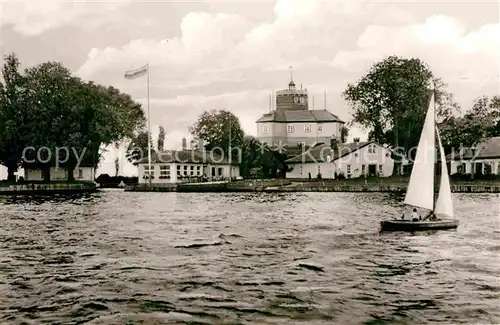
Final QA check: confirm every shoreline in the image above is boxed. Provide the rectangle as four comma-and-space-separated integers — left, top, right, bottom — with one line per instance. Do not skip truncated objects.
125, 179, 500, 193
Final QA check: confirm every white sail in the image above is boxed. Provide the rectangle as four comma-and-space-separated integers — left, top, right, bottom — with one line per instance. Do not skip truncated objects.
404, 91, 436, 210
434, 126, 454, 218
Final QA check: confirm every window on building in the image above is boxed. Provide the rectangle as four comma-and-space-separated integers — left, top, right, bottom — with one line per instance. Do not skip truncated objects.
304, 124, 311, 133
347, 164, 351, 175
300, 166, 303, 175
263, 125, 269, 132
144, 165, 154, 178
362, 164, 366, 175
78, 169, 83, 179
317, 124, 323, 132
379, 164, 383, 174
159, 165, 170, 179
287, 125, 294, 133
184, 165, 188, 175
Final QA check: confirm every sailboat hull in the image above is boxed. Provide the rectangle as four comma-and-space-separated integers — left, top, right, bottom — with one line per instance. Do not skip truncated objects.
380, 219, 458, 232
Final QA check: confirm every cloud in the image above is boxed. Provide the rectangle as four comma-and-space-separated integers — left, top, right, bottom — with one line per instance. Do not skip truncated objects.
76, 0, 368, 82
1, 1, 134, 36
331, 15, 500, 106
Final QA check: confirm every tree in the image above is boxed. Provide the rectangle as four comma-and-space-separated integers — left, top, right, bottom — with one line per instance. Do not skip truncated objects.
22, 63, 145, 181
440, 95, 500, 153
114, 157, 119, 177
126, 131, 156, 165
157, 125, 165, 152
17, 61, 75, 180
0, 53, 29, 181
343, 55, 460, 174
261, 149, 291, 179
340, 126, 349, 143
239, 136, 262, 178
189, 109, 244, 160
114, 142, 120, 177
0, 53, 146, 182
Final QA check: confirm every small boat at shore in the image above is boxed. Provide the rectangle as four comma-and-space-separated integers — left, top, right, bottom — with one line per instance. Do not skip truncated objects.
380, 82, 458, 232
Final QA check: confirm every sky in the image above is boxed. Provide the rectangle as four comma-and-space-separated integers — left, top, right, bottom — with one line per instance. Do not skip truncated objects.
0, 0, 499, 177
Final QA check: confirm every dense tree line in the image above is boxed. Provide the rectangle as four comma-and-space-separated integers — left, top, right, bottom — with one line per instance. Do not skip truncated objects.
0, 53, 146, 181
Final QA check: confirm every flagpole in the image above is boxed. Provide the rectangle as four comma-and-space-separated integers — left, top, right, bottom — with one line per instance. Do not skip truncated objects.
229, 118, 232, 181
147, 63, 152, 188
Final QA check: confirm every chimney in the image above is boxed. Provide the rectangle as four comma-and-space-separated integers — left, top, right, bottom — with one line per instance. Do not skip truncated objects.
182, 137, 187, 150
198, 138, 204, 151
301, 84, 303, 90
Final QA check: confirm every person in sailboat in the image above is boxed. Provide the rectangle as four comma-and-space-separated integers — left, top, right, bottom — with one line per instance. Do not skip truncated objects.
411, 208, 420, 222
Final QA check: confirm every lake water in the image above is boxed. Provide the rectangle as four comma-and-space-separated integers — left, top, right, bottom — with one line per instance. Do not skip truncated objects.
0, 190, 499, 325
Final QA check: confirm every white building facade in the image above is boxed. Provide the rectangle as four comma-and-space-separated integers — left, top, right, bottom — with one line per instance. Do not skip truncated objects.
24, 166, 95, 181
285, 141, 395, 179
447, 136, 500, 175
137, 150, 240, 184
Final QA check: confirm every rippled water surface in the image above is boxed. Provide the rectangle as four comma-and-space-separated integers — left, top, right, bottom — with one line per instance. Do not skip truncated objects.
0, 190, 499, 324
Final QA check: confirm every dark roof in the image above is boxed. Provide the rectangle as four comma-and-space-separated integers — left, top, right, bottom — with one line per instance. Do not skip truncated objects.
446, 136, 500, 160
137, 150, 237, 165
285, 141, 375, 164
256, 109, 344, 123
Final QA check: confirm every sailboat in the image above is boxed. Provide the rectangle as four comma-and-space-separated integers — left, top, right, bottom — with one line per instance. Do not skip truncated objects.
380, 82, 459, 232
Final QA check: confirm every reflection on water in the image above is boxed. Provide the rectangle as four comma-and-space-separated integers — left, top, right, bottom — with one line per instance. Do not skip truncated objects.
0, 190, 498, 324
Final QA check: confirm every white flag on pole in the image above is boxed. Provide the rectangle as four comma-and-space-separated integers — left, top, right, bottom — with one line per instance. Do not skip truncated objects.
124, 64, 147, 79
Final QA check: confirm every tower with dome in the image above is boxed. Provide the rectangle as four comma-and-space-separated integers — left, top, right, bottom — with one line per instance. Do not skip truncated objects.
256, 75, 345, 149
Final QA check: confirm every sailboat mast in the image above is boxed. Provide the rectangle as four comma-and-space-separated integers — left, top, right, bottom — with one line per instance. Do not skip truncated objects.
431, 81, 436, 212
